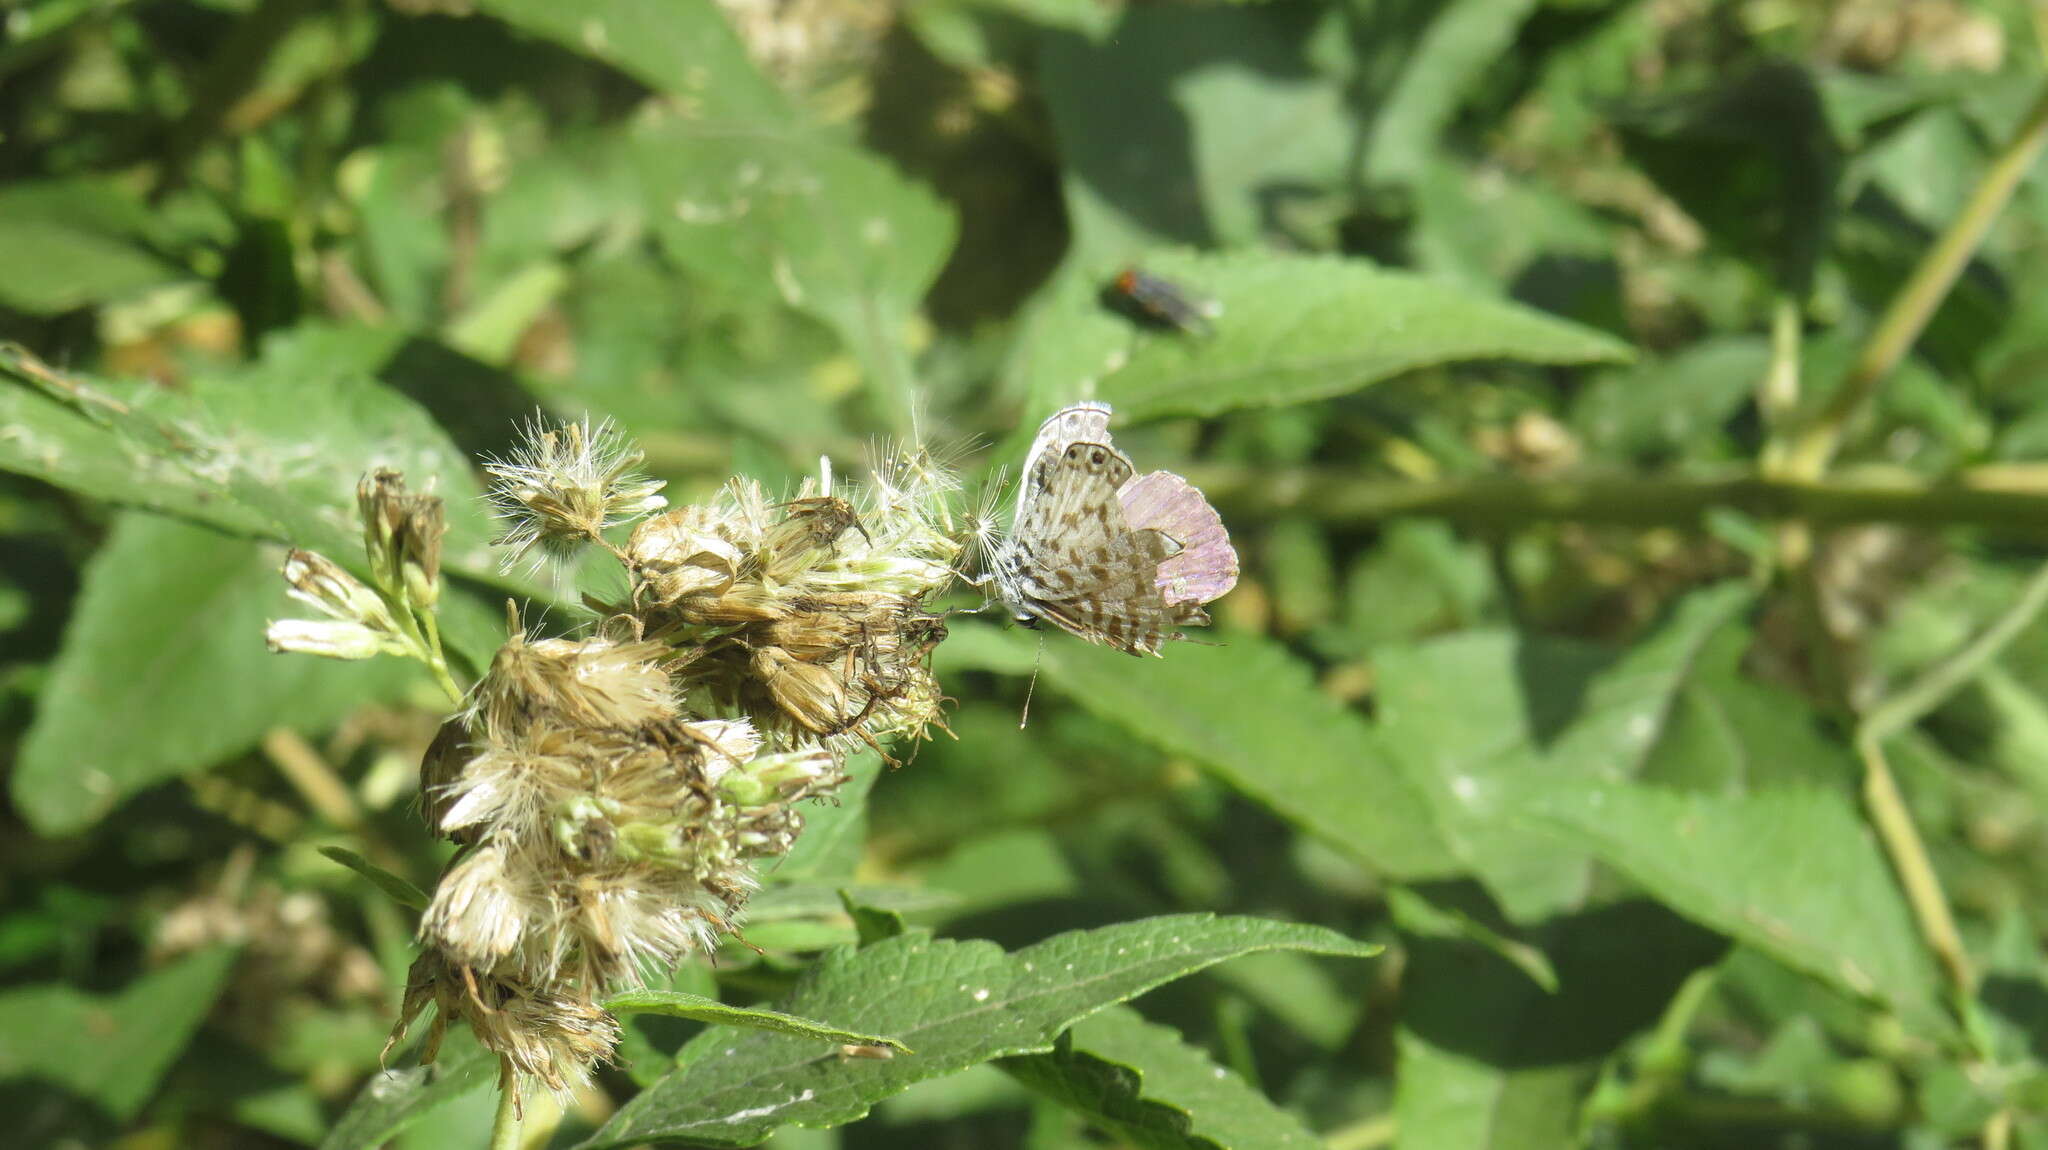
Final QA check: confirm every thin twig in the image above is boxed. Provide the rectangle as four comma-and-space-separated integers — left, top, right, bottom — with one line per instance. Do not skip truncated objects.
1322, 1113, 1395, 1150
1862, 559, 2048, 746
1857, 738, 1973, 996
262, 728, 362, 831
262, 728, 410, 875
1849, 559, 2048, 1019
1757, 294, 1804, 474
1785, 83, 2048, 479
1188, 466, 2048, 535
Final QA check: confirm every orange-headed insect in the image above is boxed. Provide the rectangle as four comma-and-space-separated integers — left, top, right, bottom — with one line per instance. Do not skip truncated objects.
1105, 267, 1221, 336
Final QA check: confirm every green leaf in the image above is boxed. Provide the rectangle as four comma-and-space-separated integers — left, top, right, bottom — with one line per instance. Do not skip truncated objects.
1409, 158, 1614, 295
1316, 519, 1494, 658
1393, 898, 1724, 1150
743, 883, 958, 925
1002, 1004, 1322, 1150
476, 0, 788, 122
0, 179, 186, 313
0, 945, 237, 1121
319, 1030, 498, 1150
442, 261, 570, 365
579, 914, 1379, 1147
11, 515, 413, 833
772, 750, 882, 882
1364, 0, 1543, 183
318, 845, 429, 910
840, 888, 911, 946
945, 620, 1458, 880
0, 333, 498, 575
629, 119, 954, 433
1039, 4, 1354, 257
1386, 885, 1558, 995
0, 334, 544, 672
1374, 582, 1756, 920
1618, 62, 1839, 293
1522, 784, 1944, 1030
606, 989, 909, 1052
1020, 250, 1633, 423
477, 0, 953, 432
1570, 336, 1773, 464
1862, 105, 1984, 233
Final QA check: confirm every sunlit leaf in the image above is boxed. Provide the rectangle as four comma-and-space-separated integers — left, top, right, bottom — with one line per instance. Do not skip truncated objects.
580, 915, 1378, 1147
1017, 250, 1632, 423
13, 515, 412, 834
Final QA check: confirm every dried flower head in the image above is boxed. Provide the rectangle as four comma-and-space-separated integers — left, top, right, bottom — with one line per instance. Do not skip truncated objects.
359, 469, 447, 608
390, 950, 622, 1094
484, 415, 668, 572
618, 448, 962, 755
398, 604, 843, 1090
359, 425, 966, 1100
469, 615, 680, 736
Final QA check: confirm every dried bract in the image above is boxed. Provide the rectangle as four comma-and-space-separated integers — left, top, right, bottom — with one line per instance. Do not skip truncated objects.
359, 468, 447, 608
400, 609, 843, 1090
620, 449, 962, 753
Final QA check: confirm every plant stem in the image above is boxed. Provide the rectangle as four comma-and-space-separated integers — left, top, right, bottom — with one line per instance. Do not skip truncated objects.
1190, 466, 2048, 535
1757, 294, 1804, 476
1323, 1113, 1395, 1150
419, 608, 466, 707
1784, 83, 2048, 480
1846, 559, 2048, 1025
489, 1059, 522, 1150
1985, 1107, 2013, 1150
1863, 559, 2048, 745
262, 727, 363, 832
260, 728, 408, 873
1857, 737, 1974, 998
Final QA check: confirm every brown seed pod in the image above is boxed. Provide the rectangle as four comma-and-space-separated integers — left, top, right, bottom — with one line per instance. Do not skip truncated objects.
628, 506, 745, 608
751, 645, 874, 736
756, 609, 867, 662
419, 716, 473, 843
759, 495, 870, 579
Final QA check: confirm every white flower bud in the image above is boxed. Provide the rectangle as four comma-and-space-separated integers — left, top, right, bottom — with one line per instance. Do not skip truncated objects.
265, 618, 406, 660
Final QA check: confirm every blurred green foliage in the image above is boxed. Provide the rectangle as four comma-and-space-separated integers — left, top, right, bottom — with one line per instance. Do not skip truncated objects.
6, 0, 2048, 1147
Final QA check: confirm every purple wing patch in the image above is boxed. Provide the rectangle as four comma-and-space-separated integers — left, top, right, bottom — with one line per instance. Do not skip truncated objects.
1119, 470, 1238, 606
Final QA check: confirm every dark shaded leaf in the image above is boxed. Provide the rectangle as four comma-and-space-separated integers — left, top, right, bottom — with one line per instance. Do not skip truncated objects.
1003, 1004, 1322, 1150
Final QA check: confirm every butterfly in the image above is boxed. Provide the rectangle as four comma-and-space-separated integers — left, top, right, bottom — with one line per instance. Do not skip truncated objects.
985, 402, 1238, 656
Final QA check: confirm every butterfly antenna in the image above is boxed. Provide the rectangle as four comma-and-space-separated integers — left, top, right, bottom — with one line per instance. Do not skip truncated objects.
1018, 633, 1045, 729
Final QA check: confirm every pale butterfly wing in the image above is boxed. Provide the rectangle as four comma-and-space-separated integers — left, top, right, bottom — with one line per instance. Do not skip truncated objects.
994, 401, 1235, 656
1119, 470, 1238, 608
1009, 401, 1112, 536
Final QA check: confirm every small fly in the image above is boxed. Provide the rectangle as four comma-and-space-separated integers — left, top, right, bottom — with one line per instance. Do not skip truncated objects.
1104, 267, 1222, 336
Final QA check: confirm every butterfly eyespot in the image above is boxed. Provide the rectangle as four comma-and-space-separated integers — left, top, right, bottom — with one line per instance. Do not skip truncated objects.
1088, 448, 1106, 466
